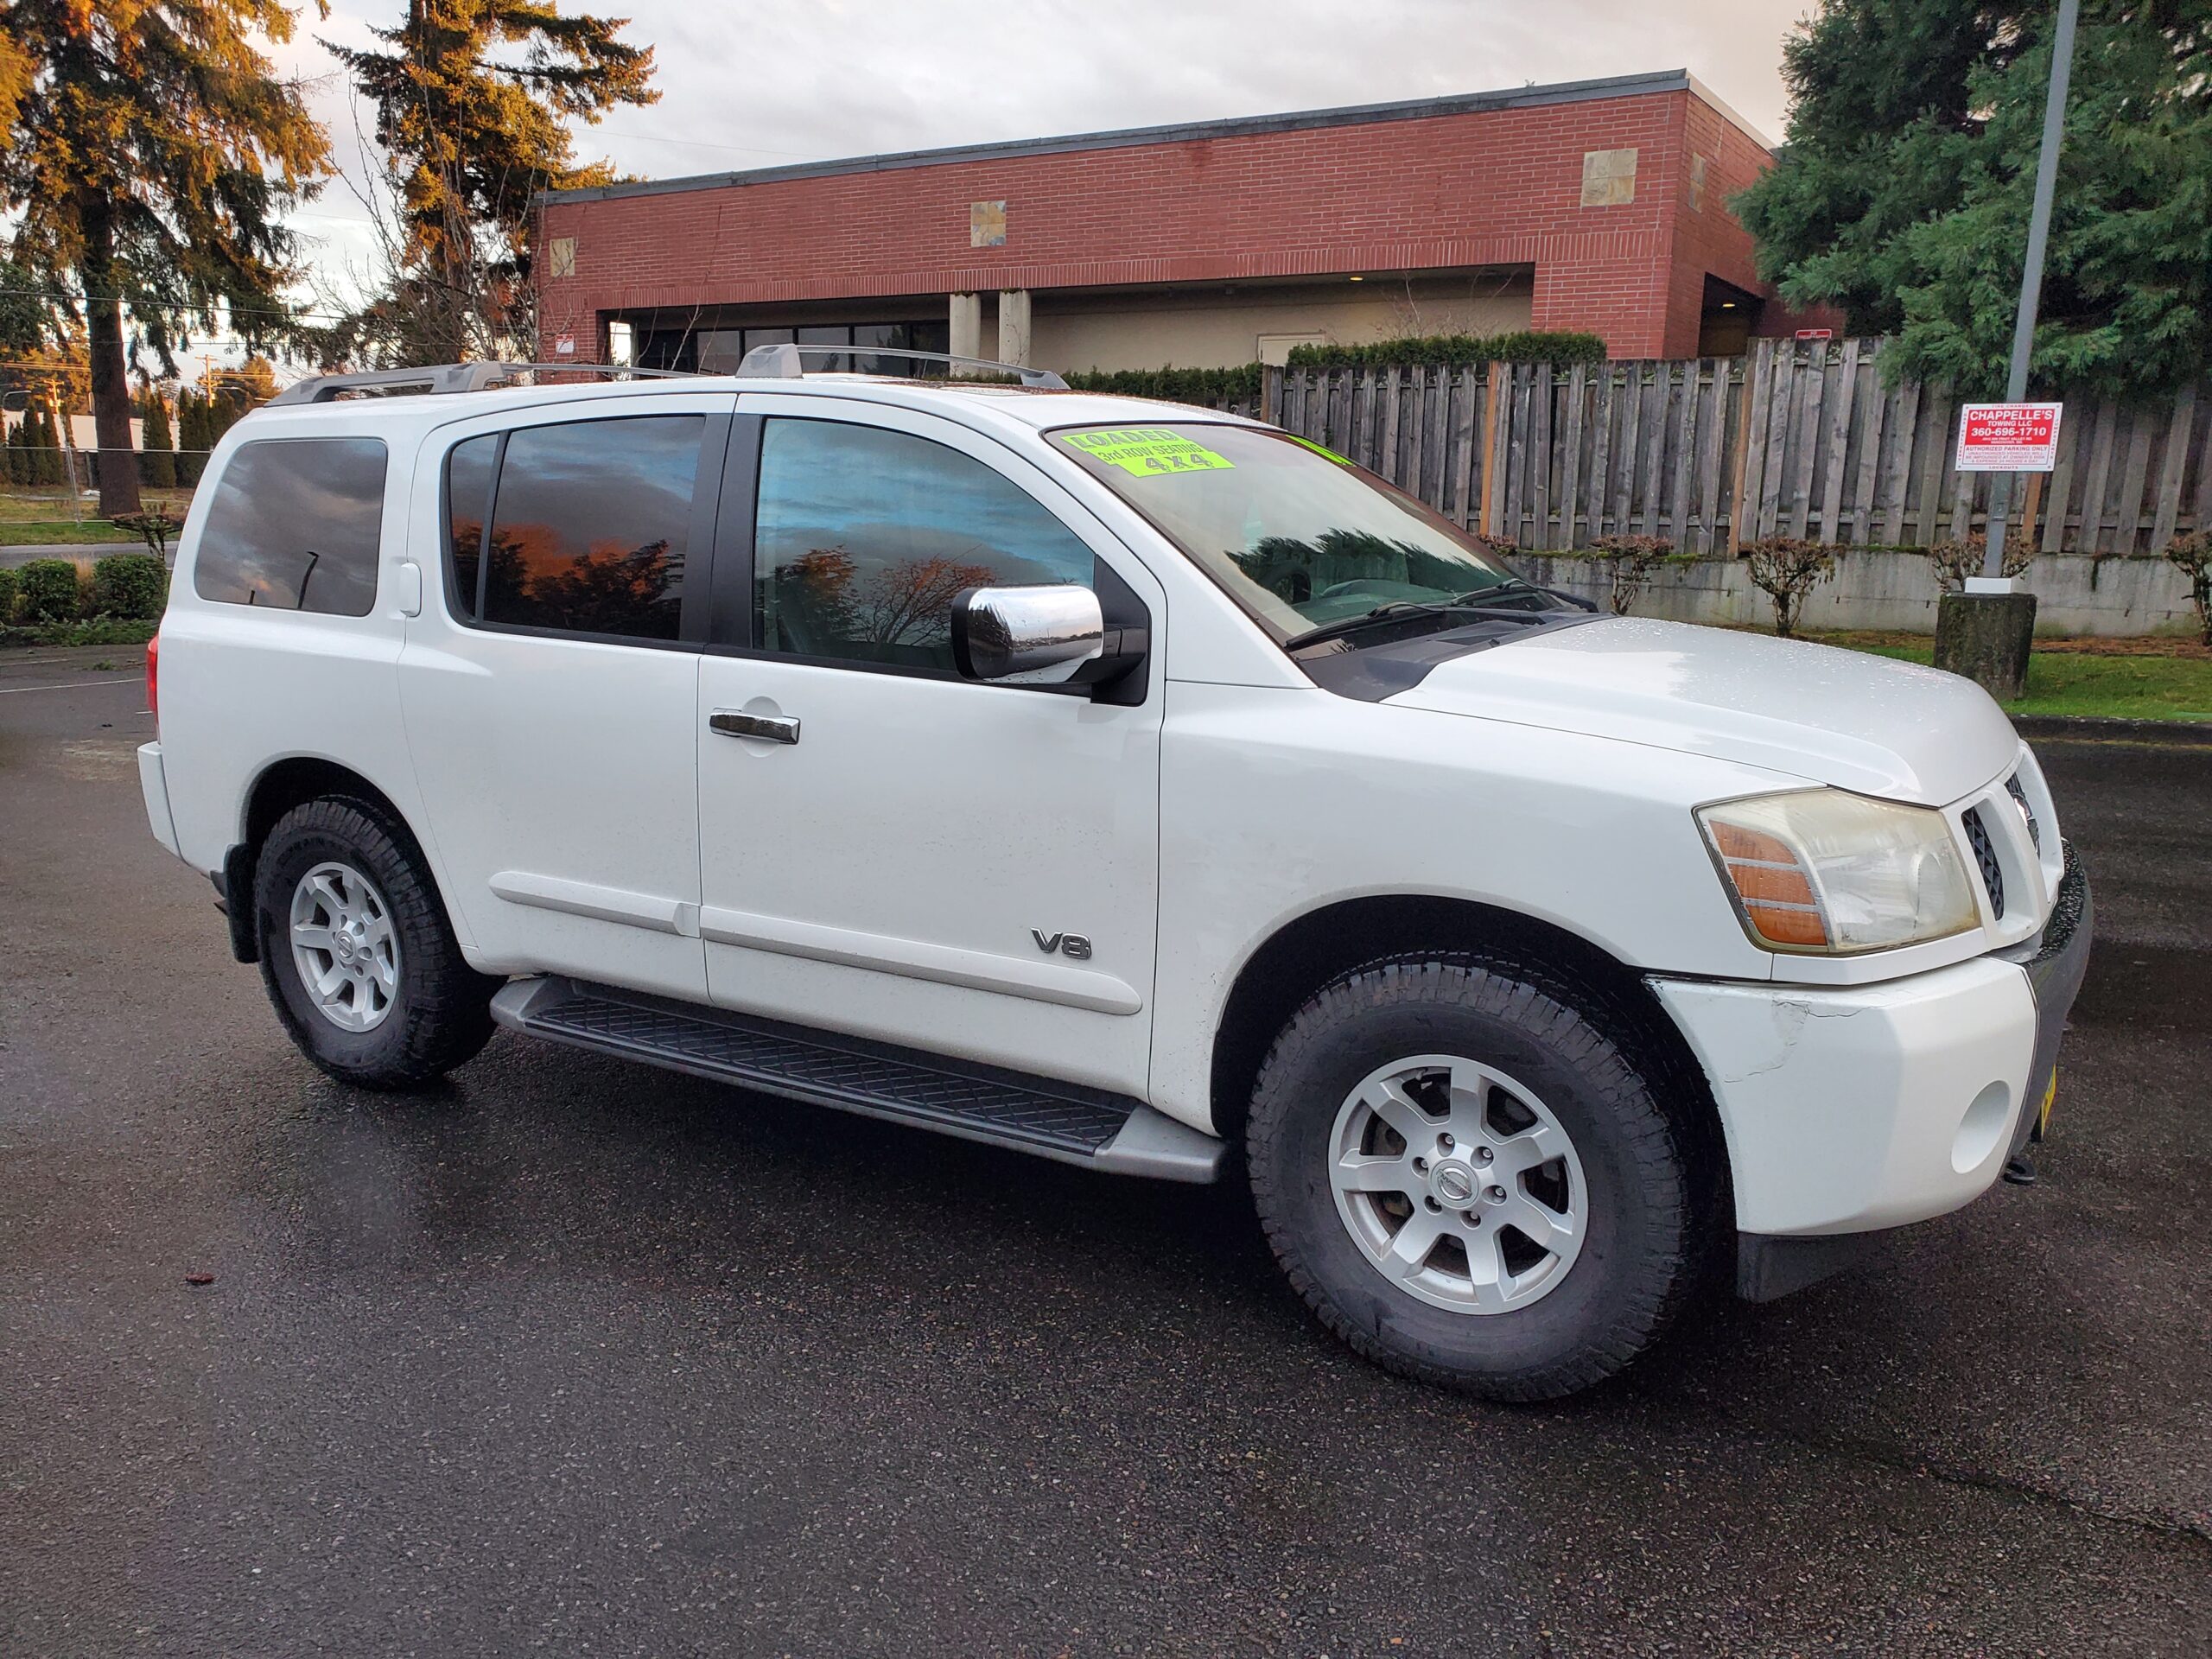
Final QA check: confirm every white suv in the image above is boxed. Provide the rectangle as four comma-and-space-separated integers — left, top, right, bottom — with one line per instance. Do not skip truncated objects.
137, 348, 2090, 1400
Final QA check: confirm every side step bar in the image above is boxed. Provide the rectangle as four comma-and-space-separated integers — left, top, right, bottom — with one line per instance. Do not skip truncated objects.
489, 977, 1224, 1184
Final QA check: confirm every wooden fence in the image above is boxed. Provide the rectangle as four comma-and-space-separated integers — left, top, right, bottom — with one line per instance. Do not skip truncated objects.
1255, 339, 2212, 557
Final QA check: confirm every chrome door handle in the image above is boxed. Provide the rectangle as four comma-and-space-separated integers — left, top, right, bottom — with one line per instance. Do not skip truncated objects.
709, 709, 800, 745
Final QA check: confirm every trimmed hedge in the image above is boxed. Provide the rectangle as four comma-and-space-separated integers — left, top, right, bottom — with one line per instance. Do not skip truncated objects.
1061, 365, 1264, 405
16, 557, 84, 625
1061, 334, 1608, 408
92, 552, 168, 620
1285, 331, 1609, 370
0, 565, 18, 625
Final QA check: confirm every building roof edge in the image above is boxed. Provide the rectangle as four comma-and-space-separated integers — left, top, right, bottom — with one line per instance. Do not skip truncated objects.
538, 69, 1709, 208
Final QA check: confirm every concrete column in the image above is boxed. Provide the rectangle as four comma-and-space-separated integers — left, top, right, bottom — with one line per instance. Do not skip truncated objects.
996, 289, 1033, 367
949, 292, 982, 365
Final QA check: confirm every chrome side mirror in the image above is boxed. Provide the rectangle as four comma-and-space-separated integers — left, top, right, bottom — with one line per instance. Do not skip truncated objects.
950, 584, 1104, 684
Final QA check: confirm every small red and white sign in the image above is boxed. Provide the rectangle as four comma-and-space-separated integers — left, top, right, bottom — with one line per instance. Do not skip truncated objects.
1794, 328, 1834, 340
1955, 402, 2063, 472
554, 332, 575, 357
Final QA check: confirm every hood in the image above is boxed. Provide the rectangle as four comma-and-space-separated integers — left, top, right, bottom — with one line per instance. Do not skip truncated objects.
1384, 617, 2018, 805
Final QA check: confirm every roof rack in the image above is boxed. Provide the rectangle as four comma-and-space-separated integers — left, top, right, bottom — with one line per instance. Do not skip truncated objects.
266, 361, 691, 406
735, 342, 1068, 390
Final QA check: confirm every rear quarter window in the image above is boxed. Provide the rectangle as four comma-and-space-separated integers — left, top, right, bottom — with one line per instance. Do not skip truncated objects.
193, 436, 389, 616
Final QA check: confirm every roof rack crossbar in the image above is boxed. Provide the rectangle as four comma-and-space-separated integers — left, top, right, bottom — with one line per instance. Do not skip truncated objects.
735, 342, 1068, 390
267, 362, 692, 406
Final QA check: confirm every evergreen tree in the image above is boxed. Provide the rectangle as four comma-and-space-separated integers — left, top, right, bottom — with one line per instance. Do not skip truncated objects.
1738, 0, 2212, 399
29, 403, 61, 486
175, 391, 207, 486
0, 3, 332, 515
326, 1, 657, 364
139, 390, 176, 490
4, 415, 21, 486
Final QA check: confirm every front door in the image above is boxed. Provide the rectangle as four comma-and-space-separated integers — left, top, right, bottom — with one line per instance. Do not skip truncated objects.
693, 397, 1164, 1096
400, 397, 734, 1001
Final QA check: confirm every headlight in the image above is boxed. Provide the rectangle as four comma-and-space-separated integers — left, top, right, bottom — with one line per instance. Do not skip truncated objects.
1697, 790, 1980, 955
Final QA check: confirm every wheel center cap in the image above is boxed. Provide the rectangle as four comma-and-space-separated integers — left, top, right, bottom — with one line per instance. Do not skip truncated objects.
1432, 1162, 1476, 1205
334, 935, 355, 962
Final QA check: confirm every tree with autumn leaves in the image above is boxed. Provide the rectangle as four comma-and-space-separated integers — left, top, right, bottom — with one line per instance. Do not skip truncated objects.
323, 1, 658, 365
0, 2, 330, 514
0, 1, 656, 515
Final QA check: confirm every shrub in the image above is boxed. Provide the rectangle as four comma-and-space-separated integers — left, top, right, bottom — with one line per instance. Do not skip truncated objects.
1928, 532, 2031, 594
0, 565, 18, 625
16, 557, 84, 625
1742, 537, 1837, 638
2165, 530, 2212, 646
1285, 331, 1608, 371
108, 510, 183, 563
92, 552, 168, 620
1587, 534, 1693, 615
1060, 364, 1264, 406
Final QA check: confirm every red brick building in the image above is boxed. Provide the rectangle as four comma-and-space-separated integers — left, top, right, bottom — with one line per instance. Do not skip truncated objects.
536, 70, 1812, 377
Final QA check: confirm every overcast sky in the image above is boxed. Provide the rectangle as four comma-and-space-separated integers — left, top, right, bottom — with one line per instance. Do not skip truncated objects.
264, 0, 1812, 359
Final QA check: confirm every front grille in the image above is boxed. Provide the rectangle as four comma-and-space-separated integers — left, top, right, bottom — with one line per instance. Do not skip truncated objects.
1963, 807, 2005, 918
2006, 775, 2042, 852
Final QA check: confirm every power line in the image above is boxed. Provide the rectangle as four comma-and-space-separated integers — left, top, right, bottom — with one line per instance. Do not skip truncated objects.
0, 285, 353, 325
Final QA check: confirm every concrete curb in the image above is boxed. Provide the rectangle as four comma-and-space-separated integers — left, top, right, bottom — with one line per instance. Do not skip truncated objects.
2015, 715, 2212, 746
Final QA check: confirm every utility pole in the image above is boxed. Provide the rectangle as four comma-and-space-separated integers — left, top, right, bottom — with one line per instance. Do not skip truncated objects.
1981, 0, 2081, 578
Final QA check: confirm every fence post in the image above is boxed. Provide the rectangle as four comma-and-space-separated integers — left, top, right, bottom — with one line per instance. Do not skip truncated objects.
1261, 365, 1282, 426
1727, 341, 1768, 556
1480, 361, 1507, 538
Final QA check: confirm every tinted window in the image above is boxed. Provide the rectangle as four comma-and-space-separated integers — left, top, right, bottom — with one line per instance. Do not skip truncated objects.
480, 416, 703, 641
194, 437, 387, 614
445, 433, 497, 617
754, 419, 1094, 671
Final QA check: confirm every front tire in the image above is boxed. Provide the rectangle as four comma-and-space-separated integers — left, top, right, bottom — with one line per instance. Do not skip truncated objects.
1247, 957, 1700, 1401
253, 798, 499, 1089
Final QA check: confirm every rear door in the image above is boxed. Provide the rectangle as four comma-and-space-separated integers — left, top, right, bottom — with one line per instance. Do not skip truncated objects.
398, 395, 735, 1000
691, 396, 1166, 1096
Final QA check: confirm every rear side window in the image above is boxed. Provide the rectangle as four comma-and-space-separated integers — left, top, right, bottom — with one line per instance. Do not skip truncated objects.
445, 415, 705, 642
194, 437, 388, 615
445, 433, 497, 615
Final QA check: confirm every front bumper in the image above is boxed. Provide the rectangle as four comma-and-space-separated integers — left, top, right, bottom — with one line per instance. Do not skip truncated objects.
1650, 849, 2092, 1296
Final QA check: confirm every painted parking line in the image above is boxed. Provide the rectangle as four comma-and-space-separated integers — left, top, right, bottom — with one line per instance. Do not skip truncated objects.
0, 676, 141, 695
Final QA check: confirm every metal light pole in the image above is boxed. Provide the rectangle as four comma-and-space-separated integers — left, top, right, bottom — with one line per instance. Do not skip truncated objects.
1982, 0, 2081, 578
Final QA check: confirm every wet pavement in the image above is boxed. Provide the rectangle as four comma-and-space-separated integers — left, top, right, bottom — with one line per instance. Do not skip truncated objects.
3, 644, 2208, 1657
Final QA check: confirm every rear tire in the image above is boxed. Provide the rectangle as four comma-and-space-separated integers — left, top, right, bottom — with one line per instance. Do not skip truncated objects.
253, 798, 499, 1089
1246, 956, 1700, 1401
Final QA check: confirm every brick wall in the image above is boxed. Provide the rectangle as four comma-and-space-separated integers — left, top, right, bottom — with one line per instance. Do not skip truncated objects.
538, 82, 1793, 362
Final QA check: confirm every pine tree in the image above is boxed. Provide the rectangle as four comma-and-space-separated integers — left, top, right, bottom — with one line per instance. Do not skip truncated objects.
139, 390, 176, 490
0, 3, 331, 515
3, 415, 22, 486
175, 391, 207, 486
326, 1, 657, 364
29, 403, 61, 486
1737, 0, 2212, 399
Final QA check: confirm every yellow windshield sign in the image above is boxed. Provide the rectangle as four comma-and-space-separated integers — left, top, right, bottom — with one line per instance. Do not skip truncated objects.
1059, 428, 1234, 477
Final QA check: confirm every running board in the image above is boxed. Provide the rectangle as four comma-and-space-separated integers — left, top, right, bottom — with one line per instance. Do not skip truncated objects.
489, 977, 1223, 1184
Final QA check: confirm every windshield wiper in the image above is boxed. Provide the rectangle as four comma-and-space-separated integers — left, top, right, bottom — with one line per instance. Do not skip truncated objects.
1283, 594, 1560, 652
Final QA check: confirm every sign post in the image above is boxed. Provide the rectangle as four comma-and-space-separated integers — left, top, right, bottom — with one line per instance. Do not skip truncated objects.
1936, 0, 2080, 706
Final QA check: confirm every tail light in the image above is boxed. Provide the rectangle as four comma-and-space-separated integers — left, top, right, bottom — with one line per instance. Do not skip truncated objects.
145, 633, 159, 728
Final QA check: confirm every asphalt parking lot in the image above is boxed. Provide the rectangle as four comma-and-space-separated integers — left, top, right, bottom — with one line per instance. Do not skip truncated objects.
3, 644, 2208, 1658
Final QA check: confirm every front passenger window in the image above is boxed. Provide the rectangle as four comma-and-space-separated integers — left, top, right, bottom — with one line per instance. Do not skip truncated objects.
753, 418, 1096, 671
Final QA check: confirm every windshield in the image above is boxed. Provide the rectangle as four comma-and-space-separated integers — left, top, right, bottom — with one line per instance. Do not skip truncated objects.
1052, 423, 1536, 642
